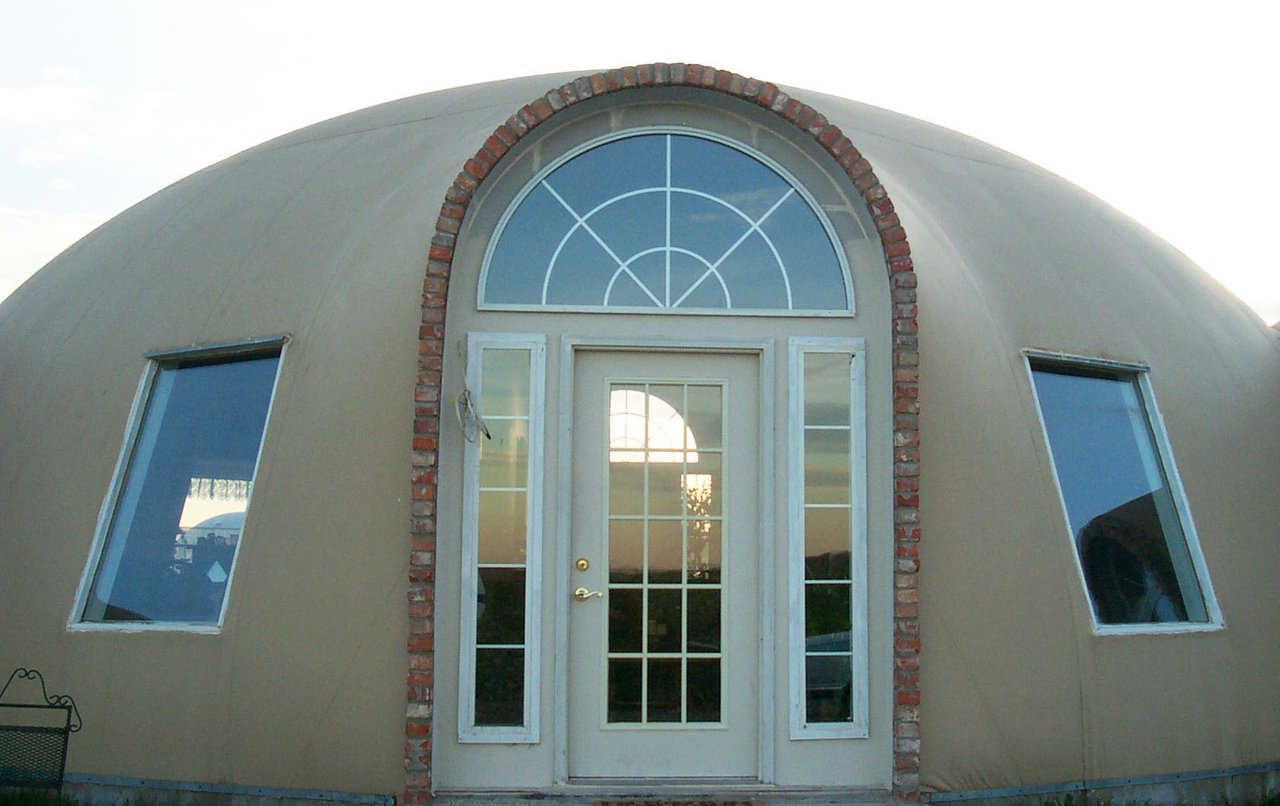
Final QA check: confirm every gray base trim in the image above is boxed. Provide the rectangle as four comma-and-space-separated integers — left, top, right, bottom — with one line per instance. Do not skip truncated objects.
929, 761, 1280, 803
63, 773, 395, 806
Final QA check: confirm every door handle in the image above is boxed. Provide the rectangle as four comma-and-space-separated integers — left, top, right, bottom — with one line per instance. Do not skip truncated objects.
573, 587, 604, 602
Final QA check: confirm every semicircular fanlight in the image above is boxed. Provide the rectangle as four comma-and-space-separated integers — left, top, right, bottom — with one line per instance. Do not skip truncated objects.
480, 132, 853, 314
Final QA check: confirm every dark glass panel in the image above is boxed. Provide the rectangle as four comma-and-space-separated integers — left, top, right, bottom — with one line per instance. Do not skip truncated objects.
805, 582, 852, 641
475, 648, 524, 725
607, 659, 642, 723
646, 659, 682, 723
608, 588, 642, 652
805, 653, 852, 723
686, 659, 721, 723
647, 589, 682, 653
476, 567, 524, 645
687, 589, 721, 653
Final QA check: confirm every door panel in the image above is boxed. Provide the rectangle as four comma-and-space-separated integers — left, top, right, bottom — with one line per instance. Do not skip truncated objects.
568, 351, 759, 779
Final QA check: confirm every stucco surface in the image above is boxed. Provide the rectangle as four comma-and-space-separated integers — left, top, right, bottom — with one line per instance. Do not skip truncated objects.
1, 71, 1276, 797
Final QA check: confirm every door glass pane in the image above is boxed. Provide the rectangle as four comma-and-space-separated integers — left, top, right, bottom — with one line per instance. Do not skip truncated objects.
605, 381, 726, 724
684, 452, 721, 517
609, 463, 644, 515
687, 519, 721, 584
648, 520, 682, 583
688, 589, 721, 653
608, 589, 642, 652
647, 659, 682, 722
687, 659, 721, 722
648, 463, 684, 516
685, 385, 722, 450
609, 519, 643, 583
608, 659, 642, 723
648, 589, 682, 653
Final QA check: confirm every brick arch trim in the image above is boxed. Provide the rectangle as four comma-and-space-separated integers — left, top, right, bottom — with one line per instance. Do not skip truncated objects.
407, 64, 922, 803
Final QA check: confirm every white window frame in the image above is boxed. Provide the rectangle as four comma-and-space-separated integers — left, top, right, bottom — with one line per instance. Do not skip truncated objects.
787, 337, 869, 739
67, 335, 288, 634
457, 332, 546, 742
475, 127, 859, 318
1023, 348, 1223, 636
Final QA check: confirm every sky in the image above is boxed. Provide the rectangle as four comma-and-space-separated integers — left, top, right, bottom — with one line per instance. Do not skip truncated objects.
3, 1, 1278, 325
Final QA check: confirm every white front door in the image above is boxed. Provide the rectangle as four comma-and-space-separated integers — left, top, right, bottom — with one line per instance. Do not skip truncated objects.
567, 350, 760, 780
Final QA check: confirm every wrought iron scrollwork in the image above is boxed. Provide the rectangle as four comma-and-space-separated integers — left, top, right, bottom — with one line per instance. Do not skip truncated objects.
1, 667, 82, 732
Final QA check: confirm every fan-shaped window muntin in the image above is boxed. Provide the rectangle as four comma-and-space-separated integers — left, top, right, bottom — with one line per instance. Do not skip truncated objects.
479, 130, 854, 315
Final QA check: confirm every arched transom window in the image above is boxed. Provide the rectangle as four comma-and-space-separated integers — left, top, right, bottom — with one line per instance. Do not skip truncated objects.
479, 131, 853, 314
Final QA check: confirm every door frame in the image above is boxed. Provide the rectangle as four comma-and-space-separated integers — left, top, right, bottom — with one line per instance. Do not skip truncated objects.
554, 336, 777, 786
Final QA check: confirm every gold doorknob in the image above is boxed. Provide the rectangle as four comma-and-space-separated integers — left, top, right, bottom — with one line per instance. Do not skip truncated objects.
573, 587, 604, 602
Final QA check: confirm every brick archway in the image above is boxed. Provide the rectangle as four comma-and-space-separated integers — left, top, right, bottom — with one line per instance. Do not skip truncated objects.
407, 64, 922, 803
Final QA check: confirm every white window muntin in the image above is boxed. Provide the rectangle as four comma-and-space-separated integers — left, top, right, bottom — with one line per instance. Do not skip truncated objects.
68, 336, 288, 634
476, 127, 858, 318
787, 337, 868, 738
458, 333, 546, 742
1023, 349, 1223, 635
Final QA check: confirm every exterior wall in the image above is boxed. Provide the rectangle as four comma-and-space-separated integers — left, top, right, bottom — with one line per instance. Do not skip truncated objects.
410, 65, 922, 801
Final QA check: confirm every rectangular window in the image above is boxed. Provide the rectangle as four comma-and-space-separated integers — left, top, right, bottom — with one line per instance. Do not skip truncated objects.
788, 338, 868, 739
1027, 352, 1221, 632
458, 333, 544, 742
71, 338, 285, 630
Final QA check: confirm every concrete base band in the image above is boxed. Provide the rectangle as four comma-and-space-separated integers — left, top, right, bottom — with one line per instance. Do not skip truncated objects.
63, 773, 395, 806
929, 761, 1280, 804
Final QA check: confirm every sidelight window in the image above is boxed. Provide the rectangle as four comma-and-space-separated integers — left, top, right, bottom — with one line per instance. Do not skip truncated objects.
788, 338, 868, 738
458, 333, 545, 741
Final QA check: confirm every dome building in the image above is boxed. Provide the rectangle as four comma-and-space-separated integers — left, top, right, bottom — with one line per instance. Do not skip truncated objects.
1, 65, 1277, 806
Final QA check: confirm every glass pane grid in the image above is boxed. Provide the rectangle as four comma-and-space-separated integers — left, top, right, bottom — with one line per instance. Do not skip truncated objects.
800, 351, 855, 725
606, 381, 723, 725
471, 347, 532, 728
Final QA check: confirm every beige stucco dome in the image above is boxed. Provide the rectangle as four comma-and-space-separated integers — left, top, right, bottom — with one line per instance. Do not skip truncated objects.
2, 68, 1276, 804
